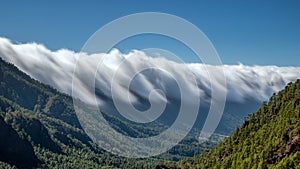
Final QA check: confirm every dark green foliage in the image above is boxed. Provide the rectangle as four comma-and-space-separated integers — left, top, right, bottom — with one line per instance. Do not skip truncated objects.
164, 79, 300, 169
0, 115, 39, 168
0, 57, 218, 168
0, 58, 161, 168
0, 58, 81, 128
0, 97, 157, 169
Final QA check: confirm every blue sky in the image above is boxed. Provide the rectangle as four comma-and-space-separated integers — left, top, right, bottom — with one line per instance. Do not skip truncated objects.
0, 0, 299, 66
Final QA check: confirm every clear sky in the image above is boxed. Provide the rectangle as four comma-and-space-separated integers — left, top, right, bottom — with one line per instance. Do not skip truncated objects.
0, 0, 299, 66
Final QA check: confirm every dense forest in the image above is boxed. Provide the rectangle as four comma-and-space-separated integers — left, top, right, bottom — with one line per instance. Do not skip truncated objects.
0, 58, 218, 168
2, 57, 299, 168
0, 58, 157, 168
159, 80, 300, 168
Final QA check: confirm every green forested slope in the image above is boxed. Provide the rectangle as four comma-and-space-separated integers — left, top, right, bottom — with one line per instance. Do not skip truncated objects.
0, 114, 39, 168
0, 58, 215, 168
161, 80, 300, 169
0, 58, 158, 168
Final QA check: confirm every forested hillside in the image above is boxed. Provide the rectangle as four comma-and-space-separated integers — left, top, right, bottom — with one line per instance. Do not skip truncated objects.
0, 58, 160, 168
160, 80, 300, 168
0, 58, 218, 168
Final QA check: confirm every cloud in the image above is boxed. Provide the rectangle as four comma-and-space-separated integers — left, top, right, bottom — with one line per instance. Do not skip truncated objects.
1, 37, 300, 110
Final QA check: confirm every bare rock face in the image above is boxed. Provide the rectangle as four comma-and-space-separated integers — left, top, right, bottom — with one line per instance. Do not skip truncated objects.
285, 136, 300, 154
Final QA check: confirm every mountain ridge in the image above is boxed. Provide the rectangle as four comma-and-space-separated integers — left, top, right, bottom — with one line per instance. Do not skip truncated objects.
159, 79, 300, 168
0, 56, 217, 168
0, 57, 158, 168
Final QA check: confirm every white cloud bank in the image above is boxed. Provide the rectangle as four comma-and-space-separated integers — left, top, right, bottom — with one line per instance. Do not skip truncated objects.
1, 37, 300, 108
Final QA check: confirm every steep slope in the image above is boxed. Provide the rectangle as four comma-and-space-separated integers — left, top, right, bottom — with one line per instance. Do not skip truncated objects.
4, 38, 293, 137
0, 58, 80, 127
0, 95, 159, 168
0, 115, 39, 168
0, 57, 219, 167
160, 79, 300, 168
0, 58, 160, 168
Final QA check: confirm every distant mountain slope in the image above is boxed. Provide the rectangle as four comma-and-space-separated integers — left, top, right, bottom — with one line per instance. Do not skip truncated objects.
0, 58, 80, 127
0, 57, 219, 168
4, 38, 300, 137
0, 58, 160, 168
160, 80, 300, 168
